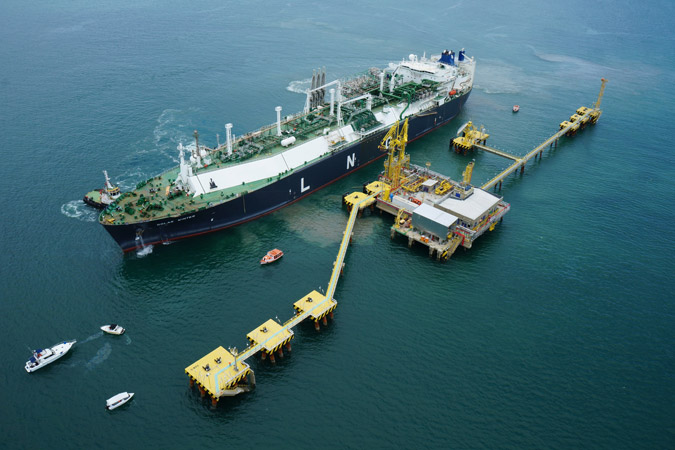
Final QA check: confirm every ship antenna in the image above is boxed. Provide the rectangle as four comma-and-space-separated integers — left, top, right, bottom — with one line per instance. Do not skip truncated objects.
103, 170, 113, 190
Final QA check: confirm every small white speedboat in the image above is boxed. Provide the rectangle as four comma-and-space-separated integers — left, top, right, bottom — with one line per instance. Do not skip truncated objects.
100, 324, 125, 335
106, 392, 134, 410
25, 340, 76, 373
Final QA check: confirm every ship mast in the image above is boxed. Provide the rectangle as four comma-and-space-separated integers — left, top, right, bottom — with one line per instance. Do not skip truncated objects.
192, 130, 201, 167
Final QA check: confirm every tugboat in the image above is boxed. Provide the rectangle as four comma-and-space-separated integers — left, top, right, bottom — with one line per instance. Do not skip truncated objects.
83, 170, 121, 209
106, 392, 134, 410
260, 249, 284, 265
100, 324, 125, 335
25, 340, 76, 373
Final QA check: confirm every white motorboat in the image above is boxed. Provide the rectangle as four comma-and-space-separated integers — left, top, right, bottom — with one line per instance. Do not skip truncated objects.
100, 324, 125, 335
25, 340, 76, 373
106, 392, 134, 410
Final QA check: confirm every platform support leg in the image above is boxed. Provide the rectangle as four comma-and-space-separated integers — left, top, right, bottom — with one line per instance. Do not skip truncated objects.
314, 320, 320, 331
211, 397, 218, 407
322, 316, 328, 326
277, 347, 284, 358
286, 342, 292, 352
329, 311, 334, 320
261, 351, 266, 360
189, 377, 194, 388
199, 386, 205, 398
269, 352, 276, 364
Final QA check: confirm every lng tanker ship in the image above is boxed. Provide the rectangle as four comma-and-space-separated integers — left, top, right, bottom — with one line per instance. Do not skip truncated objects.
99, 49, 475, 251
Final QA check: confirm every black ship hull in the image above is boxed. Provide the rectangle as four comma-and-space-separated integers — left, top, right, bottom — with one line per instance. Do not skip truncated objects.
103, 91, 471, 251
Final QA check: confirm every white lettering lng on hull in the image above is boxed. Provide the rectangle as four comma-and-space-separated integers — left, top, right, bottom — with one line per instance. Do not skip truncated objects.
301, 178, 310, 193
347, 153, 355, 169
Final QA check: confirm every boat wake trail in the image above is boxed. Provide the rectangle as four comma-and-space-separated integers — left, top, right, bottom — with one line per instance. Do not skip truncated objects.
61, 200, 99, 222
79, 332, 103, 345
124, 335, 132, 345
85, 343, 112, 370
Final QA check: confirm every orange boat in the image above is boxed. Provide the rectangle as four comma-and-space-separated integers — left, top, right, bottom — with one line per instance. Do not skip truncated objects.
260, 249, 284, 265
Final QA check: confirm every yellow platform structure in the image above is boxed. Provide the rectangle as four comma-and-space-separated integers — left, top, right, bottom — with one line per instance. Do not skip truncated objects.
452, 121, 489, 151
365, 180, 389, 196
343, 192, 378, 210
293, 290, 336, 323
185, 346, 252, 403
246, 318, 294, 355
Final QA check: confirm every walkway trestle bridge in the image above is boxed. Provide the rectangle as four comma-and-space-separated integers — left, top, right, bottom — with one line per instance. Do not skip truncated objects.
185, 188, 382, 406
452, 78, 607, 191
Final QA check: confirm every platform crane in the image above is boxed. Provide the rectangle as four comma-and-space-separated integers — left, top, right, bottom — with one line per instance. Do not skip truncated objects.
594, 78, 608, 110
379, 118, 410, 191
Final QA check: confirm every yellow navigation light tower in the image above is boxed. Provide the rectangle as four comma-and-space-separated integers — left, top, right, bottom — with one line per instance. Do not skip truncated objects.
379, 118, 410, 191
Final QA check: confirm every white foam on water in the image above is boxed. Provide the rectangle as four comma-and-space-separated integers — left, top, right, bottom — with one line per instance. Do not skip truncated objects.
124, 335, 132, 345
61, 200, 99, 222
136, 245, 154, 257
286, 79, 311, 94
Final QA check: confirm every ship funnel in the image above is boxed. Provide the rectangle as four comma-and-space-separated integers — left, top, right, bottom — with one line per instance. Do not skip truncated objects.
275, 106, 282, 137
225, 123, 233, 155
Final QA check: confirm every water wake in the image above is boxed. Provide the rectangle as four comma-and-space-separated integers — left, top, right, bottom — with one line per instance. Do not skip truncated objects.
85, 343, 112, 370
61, 200, 99, 222
136, 245, 154, 257
79, 332, 103, 345
286, 79, 311, 94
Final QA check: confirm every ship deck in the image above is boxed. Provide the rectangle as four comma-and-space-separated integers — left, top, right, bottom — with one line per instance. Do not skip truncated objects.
100, 61, 475, 227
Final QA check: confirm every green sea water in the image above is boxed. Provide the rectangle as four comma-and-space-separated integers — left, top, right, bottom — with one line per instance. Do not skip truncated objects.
1, 0, 674, 448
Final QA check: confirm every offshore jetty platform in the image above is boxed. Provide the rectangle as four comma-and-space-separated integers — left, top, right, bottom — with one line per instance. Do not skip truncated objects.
185, 78, 607, 407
